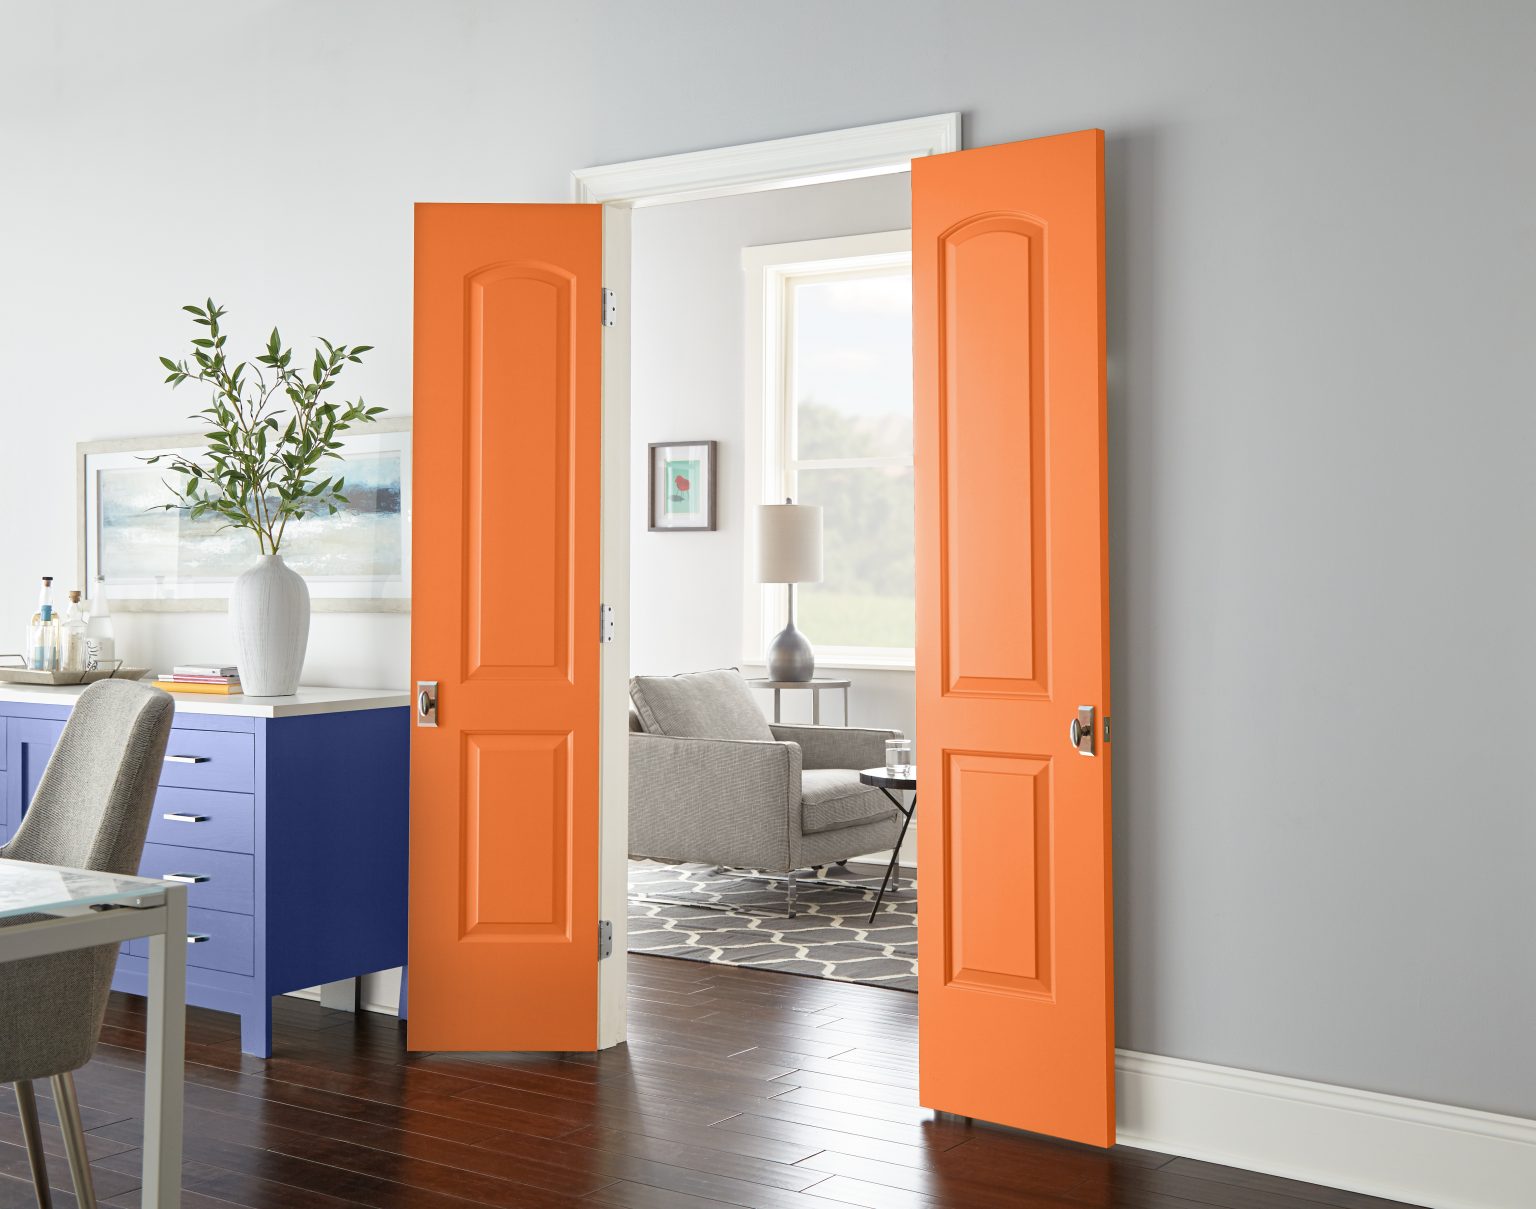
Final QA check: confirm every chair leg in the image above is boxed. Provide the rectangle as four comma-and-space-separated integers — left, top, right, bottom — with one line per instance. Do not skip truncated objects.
786, 870, 798, 918
50, 1072, 96, 1209
13, 1081, 52, 1209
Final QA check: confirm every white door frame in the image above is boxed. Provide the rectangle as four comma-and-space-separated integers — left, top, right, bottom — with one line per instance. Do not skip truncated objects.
573, 113, 961, 1048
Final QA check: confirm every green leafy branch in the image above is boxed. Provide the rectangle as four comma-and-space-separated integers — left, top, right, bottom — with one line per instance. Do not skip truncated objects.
148, 299, 385, 555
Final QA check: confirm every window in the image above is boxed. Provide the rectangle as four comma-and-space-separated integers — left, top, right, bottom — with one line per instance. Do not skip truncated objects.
743, 231, 913, 669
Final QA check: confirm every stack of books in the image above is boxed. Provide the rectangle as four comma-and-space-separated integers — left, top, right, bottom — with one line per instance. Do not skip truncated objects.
154, 665, 242, 695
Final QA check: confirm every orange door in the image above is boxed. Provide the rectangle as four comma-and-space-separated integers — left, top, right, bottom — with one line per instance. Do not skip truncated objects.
410, 203, 603, 1051
914, 131, 1113, 1145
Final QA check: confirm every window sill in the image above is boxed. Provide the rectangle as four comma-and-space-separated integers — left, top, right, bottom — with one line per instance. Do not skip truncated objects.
739, 656, 915, 674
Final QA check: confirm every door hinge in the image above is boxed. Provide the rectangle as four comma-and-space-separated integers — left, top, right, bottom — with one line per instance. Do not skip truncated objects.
598, 919, 613, 960
599, 603, 615, 644
601, 287, 617, 327
1103, 716, 1111, 743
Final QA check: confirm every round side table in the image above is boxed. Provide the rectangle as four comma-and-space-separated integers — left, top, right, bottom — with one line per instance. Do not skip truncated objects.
858, 767, 916, 925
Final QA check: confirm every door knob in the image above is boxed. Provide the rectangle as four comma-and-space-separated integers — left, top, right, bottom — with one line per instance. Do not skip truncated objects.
1069, 705, 1095, 756
417, 681, 438, 727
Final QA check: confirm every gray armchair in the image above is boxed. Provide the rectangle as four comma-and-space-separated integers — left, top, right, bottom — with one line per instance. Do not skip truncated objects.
1, 679, 174, 1209
627, 669, 903, 915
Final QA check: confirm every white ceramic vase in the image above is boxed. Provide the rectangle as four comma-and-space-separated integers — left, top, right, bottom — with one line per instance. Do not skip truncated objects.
230, 553, 310, 696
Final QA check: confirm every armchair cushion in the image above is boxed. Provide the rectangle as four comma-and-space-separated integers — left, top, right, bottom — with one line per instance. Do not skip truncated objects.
630, 668, 774, 742
801, 769, 898, 835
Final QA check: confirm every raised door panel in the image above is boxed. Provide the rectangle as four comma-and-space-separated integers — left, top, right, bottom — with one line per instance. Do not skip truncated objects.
940, 215, 1048, 698
465, 263, 575, 683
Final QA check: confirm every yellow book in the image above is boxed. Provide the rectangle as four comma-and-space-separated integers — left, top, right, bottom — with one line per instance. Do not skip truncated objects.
154, 679, 242, 695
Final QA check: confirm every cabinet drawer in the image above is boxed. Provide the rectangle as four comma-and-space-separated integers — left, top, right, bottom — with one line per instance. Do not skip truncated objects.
148, 787, 254, 853
128, 907, 253, 976
138, 842, 254, 916
159, 728, 254, 792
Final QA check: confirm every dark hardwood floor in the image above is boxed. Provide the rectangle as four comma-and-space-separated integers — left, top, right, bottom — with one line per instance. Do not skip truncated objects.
0, 955, 1422, 1208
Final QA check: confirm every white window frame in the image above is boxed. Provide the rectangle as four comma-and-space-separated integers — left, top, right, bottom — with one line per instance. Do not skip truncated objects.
741, 229, 914, 672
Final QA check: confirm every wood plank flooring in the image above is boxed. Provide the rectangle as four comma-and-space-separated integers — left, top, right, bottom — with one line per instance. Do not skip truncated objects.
0, 955, 1424, 1208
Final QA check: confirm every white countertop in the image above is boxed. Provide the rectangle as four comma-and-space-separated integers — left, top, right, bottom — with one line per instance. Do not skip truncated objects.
0, 683, 411, 718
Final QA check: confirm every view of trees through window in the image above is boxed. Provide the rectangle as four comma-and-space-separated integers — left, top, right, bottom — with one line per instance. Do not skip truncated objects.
787, 270, 913, 653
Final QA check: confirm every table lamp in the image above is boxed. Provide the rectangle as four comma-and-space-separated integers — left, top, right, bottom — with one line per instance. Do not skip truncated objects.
756, 499, 824, 682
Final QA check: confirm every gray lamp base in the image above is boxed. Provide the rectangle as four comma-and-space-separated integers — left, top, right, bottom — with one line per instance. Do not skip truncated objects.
766, 620, 815, 682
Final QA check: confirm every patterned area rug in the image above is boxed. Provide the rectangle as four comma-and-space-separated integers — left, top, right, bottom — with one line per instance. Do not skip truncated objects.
627, 859, 917, 992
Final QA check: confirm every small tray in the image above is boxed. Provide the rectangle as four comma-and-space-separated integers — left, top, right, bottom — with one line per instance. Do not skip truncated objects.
0, 657, 150, 686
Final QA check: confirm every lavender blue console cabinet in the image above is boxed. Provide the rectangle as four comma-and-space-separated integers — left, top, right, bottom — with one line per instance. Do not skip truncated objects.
0, 686, 409, 1057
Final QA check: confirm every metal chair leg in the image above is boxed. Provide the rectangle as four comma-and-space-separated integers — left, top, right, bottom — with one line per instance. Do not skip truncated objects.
13, 1081, 52, 1208
786, 870, 797, 917
50, 1072, 96, 1209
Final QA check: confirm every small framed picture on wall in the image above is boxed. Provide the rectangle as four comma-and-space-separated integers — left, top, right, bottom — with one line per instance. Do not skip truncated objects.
648, 440, 717, 532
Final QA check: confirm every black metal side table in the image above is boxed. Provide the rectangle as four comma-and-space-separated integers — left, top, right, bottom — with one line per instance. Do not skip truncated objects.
859, 767, 916, 924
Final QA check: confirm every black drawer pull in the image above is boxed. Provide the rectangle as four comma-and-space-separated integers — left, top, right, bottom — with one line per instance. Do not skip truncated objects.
162, 812, 208, 823
165, 754, 211, 764
186, 933, 211, 944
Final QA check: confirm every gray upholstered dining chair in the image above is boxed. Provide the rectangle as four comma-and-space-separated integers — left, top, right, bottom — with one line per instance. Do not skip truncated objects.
0, 679, 174, 1209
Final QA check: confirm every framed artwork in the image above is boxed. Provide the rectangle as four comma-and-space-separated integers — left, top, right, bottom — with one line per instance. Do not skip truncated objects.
647, 440, 717, 532
77, 418, 412, 612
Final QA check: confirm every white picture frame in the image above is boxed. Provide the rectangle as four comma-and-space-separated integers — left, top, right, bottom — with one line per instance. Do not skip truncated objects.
77, 418, 411, 613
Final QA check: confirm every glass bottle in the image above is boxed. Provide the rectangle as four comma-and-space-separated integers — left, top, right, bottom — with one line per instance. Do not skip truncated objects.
85, 576, 116, 672
27, 576, 59, 671
60, 590, 88, 673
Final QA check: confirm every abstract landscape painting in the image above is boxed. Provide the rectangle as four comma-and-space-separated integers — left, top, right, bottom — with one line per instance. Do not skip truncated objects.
81, 424, 410, 610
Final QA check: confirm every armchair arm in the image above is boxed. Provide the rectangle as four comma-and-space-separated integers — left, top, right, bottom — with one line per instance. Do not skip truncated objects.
768, 724, 900, 772
628, 733, 804, 871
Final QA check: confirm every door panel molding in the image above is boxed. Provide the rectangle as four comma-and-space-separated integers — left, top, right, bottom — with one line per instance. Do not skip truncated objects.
938, 211, 1049, 699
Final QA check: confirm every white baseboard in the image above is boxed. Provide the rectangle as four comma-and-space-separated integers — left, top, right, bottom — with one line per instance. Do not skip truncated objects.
1116, 1049, 1536, 1209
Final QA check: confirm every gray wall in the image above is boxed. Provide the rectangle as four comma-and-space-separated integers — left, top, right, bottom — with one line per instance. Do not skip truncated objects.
2, 0, 1531, 1118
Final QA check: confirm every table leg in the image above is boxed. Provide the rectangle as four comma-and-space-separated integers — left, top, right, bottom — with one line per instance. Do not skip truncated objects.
843, 686, 849, 726
868, 789, 916, 926
812, 687, 821, 725
773, 688, 781, 723
143, 886, 187, 1208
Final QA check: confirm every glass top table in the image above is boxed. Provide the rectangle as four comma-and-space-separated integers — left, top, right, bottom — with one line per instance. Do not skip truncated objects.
0, 860, 170, 919
0, 858, 188, 1205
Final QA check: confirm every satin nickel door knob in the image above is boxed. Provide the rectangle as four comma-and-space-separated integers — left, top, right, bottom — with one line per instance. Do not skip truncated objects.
1069, 705, 1096, 756
417, 681, 438, 727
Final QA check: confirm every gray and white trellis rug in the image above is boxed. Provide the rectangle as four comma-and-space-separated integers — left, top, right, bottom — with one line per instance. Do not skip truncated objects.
627, 859, 917, 992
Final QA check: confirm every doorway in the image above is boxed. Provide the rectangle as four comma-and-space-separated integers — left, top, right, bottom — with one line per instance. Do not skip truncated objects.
575, 114, 961, 1048
623, 180, 919, 993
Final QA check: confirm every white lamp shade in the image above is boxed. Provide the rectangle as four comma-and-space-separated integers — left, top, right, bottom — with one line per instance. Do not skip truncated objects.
756, 503, 823, 584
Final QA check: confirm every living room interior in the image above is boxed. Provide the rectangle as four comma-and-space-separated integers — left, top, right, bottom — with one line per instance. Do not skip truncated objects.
1, 4, 1531, 1209
625, 174, 923, 992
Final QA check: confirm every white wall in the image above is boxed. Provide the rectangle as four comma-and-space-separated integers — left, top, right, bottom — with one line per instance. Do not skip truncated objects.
629, 176, 916, 725
3, 0, 1533, 1122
